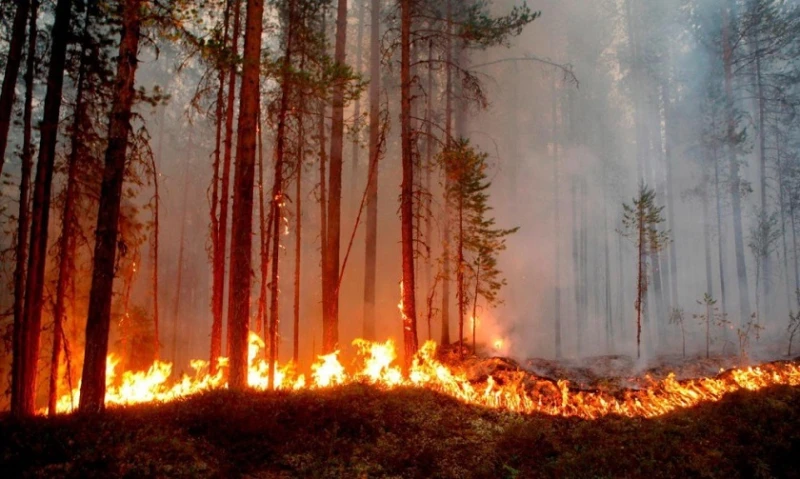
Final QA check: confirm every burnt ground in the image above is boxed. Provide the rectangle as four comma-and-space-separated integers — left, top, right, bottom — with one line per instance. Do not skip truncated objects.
1, 382, 800, 478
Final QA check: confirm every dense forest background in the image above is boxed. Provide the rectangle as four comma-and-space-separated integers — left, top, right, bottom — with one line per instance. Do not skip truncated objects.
1, 0, 800, 413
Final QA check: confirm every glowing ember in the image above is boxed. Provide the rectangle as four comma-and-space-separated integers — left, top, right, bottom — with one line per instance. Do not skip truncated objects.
50, 334, 800, 419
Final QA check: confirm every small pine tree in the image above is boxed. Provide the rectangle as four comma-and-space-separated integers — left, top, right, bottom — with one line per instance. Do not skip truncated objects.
619, 182, 670, 358
442, 139, 518, 355
692, 293, 729, 359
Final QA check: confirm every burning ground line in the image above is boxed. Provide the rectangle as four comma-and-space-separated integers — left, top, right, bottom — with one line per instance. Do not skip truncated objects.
50, 333, 800, 419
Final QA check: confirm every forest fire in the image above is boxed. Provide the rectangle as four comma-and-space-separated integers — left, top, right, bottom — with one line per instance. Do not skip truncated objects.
50, 332, 800, 419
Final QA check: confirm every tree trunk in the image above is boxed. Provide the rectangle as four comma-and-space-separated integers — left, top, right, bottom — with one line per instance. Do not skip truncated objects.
209, 0, 233, 374
268, 0, 295, 389
722, 5, 751, 326
702, 165, 714, 300
228, 0, 264, 390
51, 3, 86, 414
152, 105, 164, 360
0, 0, 30, 176
661, 79, 679, 309
713, 147, 729, 326
172, 166, 190, 363
322, 0, 348, 353
363, 0, 380, 340
78, 0, 142, 414
572, 180, 581, 355
400, 0, 419, 364
13, 0, 73, 417
214, 0, 242, 367
257, 115, 267, 335
293, 118, 303, 363
424, 39, 434, 339
457, 182, 465, 356
440, 0, 453, 346
350, 0, 366, 212
227, 0, 264, 391
636, 203, 646, 359
753, 27, 770, 319
14, 0, 36, 414
551, 69, 562, 359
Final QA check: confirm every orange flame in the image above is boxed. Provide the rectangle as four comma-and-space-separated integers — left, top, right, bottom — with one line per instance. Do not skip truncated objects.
50, 334, 800, 419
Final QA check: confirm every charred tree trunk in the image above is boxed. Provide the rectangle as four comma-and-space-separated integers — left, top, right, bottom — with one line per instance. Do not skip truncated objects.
212, 0, 242, 368
13, 0, 37, 414
209, 0, 233, 374
293, 121, 303, 363
363, 0, 380, 340
0, 0, 30, 175
257, 116, 267, 335
13, 0, 73, 417
227, 0, 265, 391
400, 0, 419, 364
268, 0, 296, 389
322, 0, 348, 353
78, 0, 142, 414
50, 4, 87, 414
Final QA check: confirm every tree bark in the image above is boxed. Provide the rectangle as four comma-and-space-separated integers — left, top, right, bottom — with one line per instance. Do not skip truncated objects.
722, 5, 751, 326
323, 0, 348, 353
51, 2, 87, 414
400, 0, 419, 364
213, 0, 242, 368
440, 0, 453, 346
209, 0, 233, 374
363, 0, 380, 340
350, 0, 366, 212
78, 0, 142, 414
13, 0, 73, 417
227, 0, 264, 391
0, 0, 30, 176
172, 165, 190, 363
12, 0, 36, 415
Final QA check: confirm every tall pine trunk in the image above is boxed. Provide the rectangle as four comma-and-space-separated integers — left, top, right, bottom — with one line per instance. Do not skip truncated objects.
227, 0, 265, 391
0, 0, 30, 175
363, 0, 380, 340
713, 146, 729, 324
440, 0, 453, 346
209, 0, 233, 374
323, 0, 348, 353
268, 0, 296, 389
11, 0, 37, 416
350, 0, 366, 212
213, 0, 242, 368
50, 4, 88, 413
400, 0, 419, 364
13, 0, 73, 417
551, 68, 562, 358
172, 166, 190, 362
722, 5, 751, 326
78, 0, 142, 413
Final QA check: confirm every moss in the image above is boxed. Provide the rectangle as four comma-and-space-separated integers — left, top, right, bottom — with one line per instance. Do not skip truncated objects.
1, 384, 799, 478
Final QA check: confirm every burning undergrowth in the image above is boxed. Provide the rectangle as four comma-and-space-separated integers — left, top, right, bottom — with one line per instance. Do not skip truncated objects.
45, 332, 800, 420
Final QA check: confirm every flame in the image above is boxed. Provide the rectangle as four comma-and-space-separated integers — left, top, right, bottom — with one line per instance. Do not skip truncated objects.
50, 333, 800, 419
493, 339, 504, 351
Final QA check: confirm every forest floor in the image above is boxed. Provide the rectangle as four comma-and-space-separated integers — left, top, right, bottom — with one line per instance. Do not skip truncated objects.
2, 379, 800, 478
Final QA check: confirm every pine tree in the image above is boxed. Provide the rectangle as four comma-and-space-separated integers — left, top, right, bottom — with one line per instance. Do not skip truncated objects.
441, 139, 517, 356
619, 182, 670, 358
